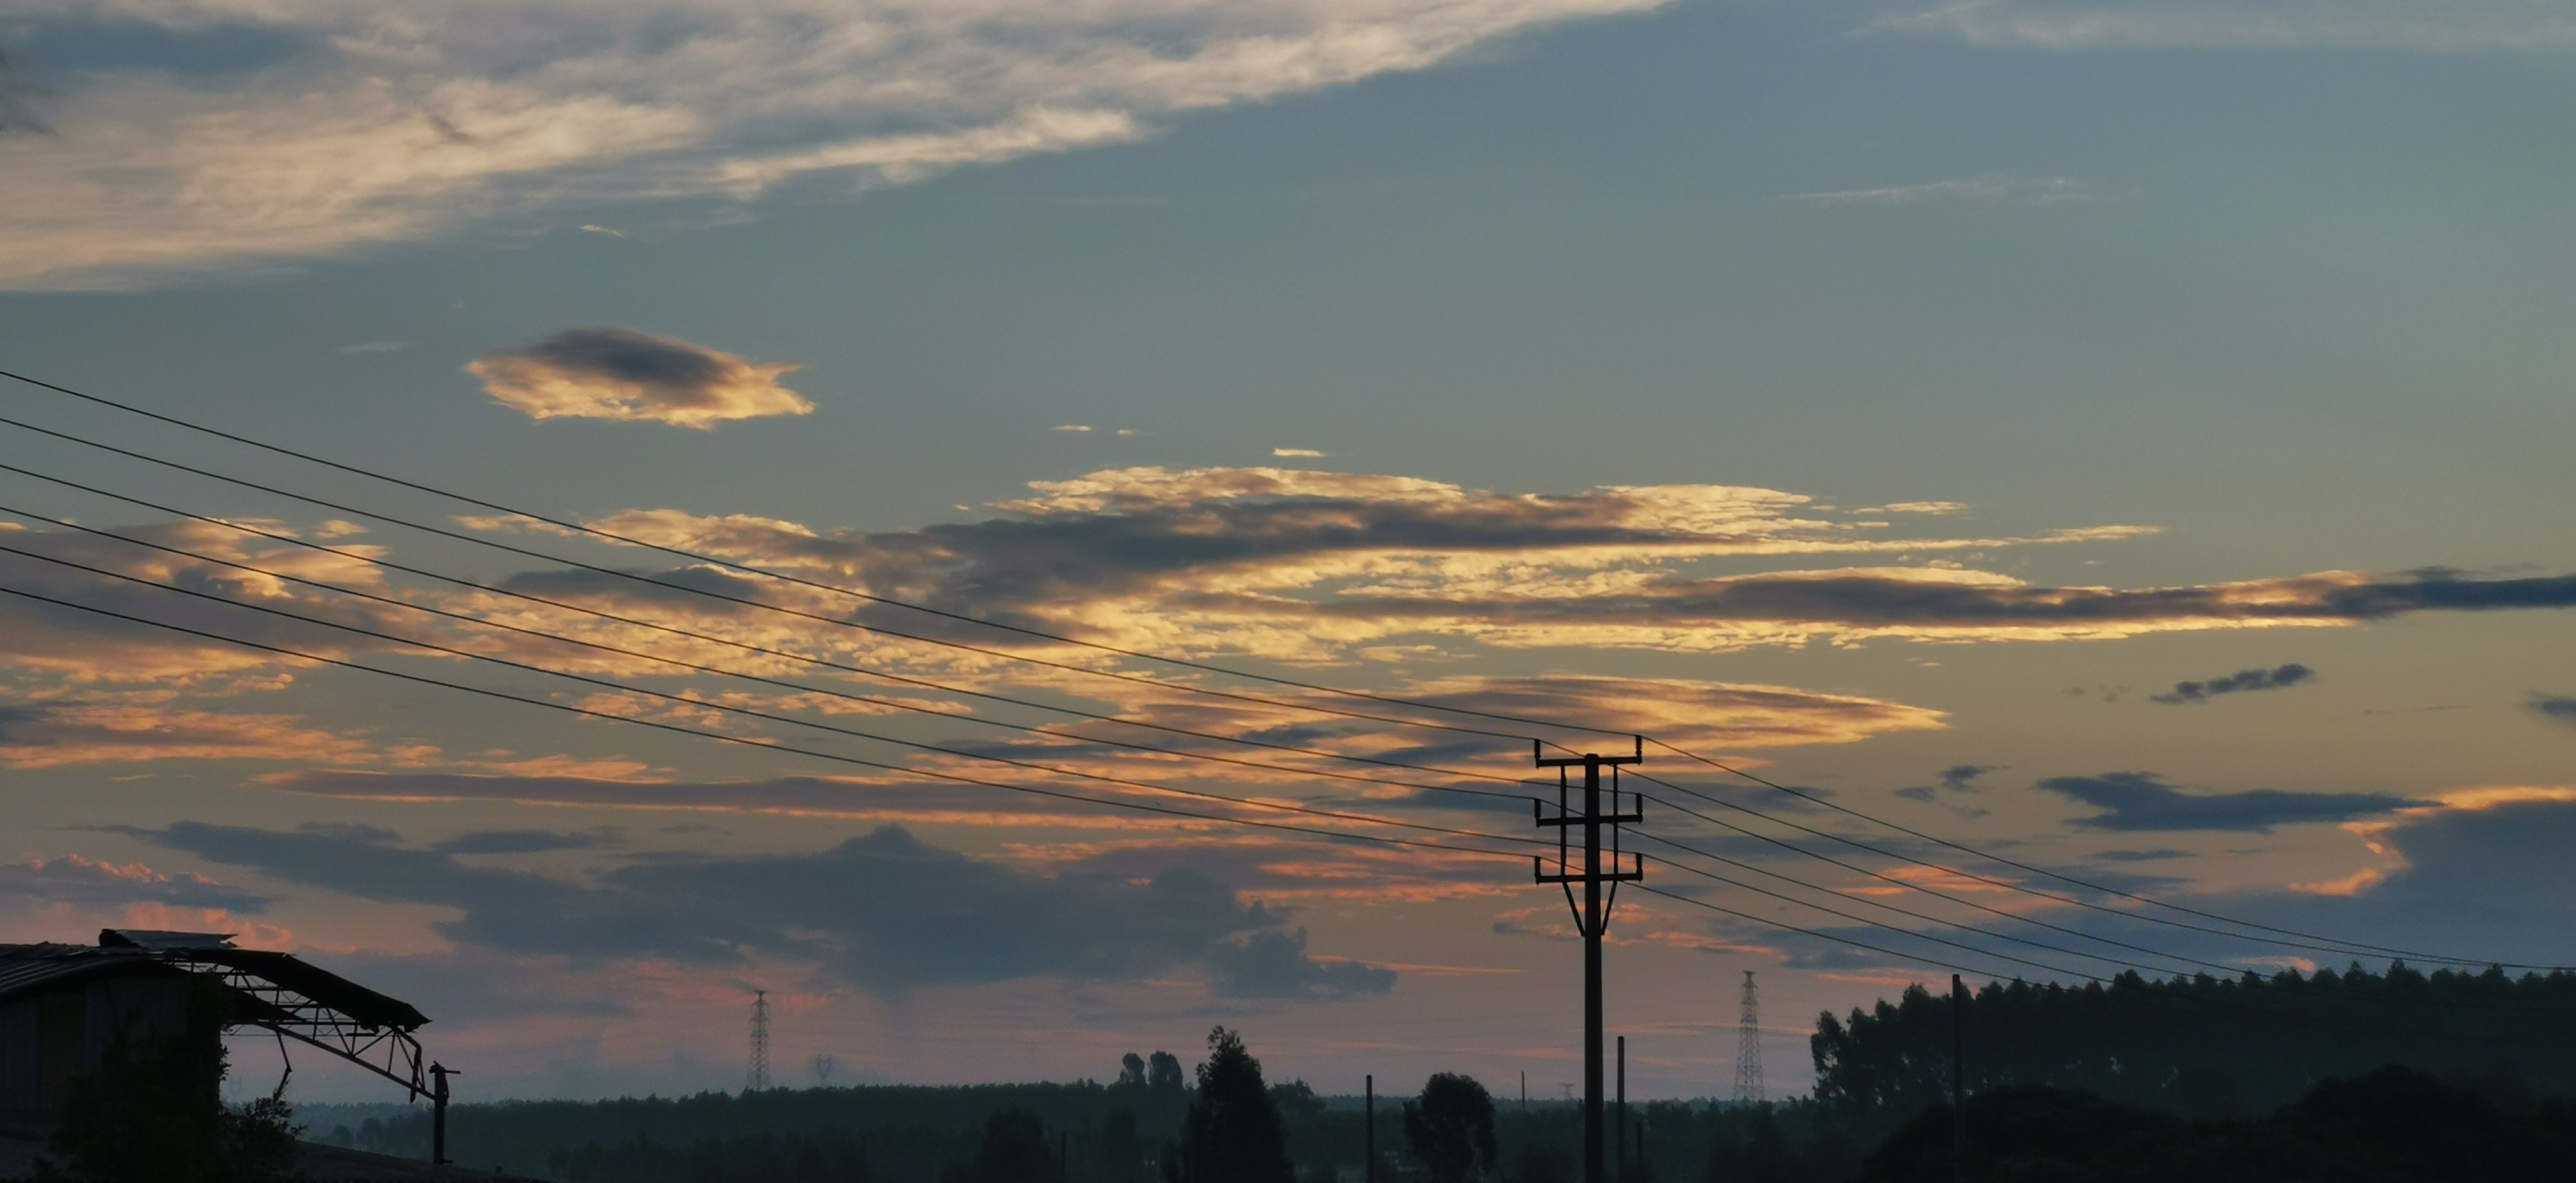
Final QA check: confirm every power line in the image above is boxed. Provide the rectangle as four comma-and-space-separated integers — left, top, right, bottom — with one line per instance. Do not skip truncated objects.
0, 366, 1646, 739
1632, 753, 2551, 970
0, 495, 1549, 808
0, 369, 2548, 972
0, 544, 1553, 851
0, 383, 1589, 747
3, 572, 2552, 1034
0, 495, 2321, 985
0, 535, 2318, 994
0, 581, 1538, 862
0, 421, 2467, 970
0, 529, 2248, 989
0, 468, 2535, 976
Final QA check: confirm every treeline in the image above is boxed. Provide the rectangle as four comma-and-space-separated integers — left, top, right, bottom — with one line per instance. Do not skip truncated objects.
1863, 1066, 2576, 1181
313, 1027, 1831, 1182
1815, 962, 2576, 1132
302, 963, 2576, 1181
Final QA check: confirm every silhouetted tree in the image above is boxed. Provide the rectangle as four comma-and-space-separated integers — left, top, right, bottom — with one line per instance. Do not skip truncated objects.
942, 1108, 1063, 1183
1121, 1054, 1152, 1090
1150, 1050, 1188, 1095
1181, 1027, 1293, 1183
1403, 1074, 1499, 1183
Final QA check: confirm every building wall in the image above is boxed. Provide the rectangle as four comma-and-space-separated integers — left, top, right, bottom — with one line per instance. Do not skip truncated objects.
0, 972, 198, 1117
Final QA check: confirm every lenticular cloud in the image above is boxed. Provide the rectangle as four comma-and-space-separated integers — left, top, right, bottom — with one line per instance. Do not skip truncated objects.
468, 327, 813, 429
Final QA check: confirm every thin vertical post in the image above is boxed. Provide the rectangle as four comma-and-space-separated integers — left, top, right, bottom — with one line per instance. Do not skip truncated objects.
1584, 754, 1604, 1183
1615, 1034, 1627, 1183
1951, 974, 1967, 1159
428, 1061, 453, 1166
1365, 1074, 1375, 1183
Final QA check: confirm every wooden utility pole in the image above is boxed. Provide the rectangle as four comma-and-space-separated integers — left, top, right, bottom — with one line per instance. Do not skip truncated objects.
1534, 737, 1645, 1183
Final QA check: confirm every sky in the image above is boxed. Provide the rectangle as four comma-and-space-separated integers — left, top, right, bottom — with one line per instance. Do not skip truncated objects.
3, 0, 2575, 1108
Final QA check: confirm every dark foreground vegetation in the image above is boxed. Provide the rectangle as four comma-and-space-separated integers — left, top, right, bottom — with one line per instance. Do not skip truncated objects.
279, 962, 2576, 1182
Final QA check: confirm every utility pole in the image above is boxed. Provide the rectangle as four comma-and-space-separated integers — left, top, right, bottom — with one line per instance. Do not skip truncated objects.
1534, 737, 1644, 1183
1734, 970, 1765, 1105
1615, 1036, 1627, 1183
746, 990, 772, 1093
428, 1062, 455, 1166
1951, 974, 1967, 1163
1365, 1074, 1375, 1183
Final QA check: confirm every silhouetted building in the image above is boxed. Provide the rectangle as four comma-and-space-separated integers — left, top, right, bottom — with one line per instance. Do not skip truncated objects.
0, 929, 430, 1120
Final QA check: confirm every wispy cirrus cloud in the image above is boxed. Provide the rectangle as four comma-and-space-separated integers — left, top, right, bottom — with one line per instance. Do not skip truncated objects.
1874, 0, 2576, 51
1776, 173, 2090, 207
467, 327, 812, 428
0, 0, 1672, 289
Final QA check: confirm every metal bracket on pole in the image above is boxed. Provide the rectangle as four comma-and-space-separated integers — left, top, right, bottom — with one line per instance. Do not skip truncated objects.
1531, 738, 1645, 1183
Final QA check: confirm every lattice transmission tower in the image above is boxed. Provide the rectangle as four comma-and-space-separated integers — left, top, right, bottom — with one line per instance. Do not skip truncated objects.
1733, 970, 1765, 1105
745, 989, 772, 1093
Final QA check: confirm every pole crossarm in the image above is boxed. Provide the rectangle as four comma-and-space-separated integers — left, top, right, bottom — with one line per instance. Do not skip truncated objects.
1530, 741, 1645, 1183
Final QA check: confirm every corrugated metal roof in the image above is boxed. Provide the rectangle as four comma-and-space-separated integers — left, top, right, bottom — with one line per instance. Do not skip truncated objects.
0, 936, 428, 1032
0, 943, 187, 1000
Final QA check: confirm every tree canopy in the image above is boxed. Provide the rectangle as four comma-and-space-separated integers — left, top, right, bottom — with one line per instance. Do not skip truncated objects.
1815, 963, 2576, 1121
1180, 1027, 1293, 1183
1403, 1073, 1499, 1183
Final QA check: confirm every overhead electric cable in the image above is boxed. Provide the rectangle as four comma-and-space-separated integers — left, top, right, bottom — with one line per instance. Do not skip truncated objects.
0, 544, 1551, 851
1631, 752, 2550, 970
3, 571, 2545, 1021
0, 367, 1625, 741
0, 532, 2389, 990
0, 580, 1534, 862
0, 408, 1551, 746
0, 368, 2543, 972
0, 497, 1549, 809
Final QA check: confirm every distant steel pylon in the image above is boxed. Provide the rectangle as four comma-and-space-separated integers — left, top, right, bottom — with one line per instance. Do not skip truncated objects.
746, 989, 772, 1093
1733, 970, 1764, 1105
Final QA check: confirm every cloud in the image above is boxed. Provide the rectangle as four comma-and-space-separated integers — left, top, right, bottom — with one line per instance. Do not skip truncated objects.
433, 829, 608, 855
0, 48, 52, 137
2033, 771, 2419, 831
1205, 927, 1394, 999
2528, 695, 2576, 727
1056, 424, 1094, 433
0, 854, 269, 913
0, 0, 1671, 289
133, 820, 1383, 996
576, 224, 623, 238
336, 340, 407, 354
466, 327, 813, 428
2151, 663, 2315, 705
1272, 448, 1329, 458
1940, 764, 1994, 790
437, 464, 2576, 664
1776, 174, 2090, 206
0, 701, 408, 770
1873, 0, 2576, 51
